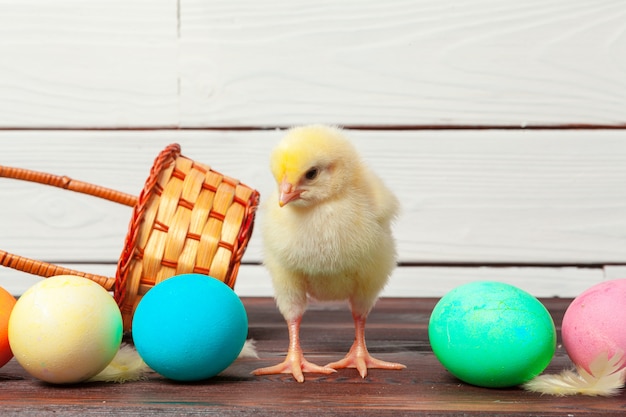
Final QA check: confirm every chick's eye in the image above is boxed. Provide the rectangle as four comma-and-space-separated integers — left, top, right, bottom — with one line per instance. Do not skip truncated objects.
304, 167, 319, 181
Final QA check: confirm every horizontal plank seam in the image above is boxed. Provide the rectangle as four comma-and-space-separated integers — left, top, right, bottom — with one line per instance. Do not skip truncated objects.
0, 124, 625, 132
27, 260, 626, 269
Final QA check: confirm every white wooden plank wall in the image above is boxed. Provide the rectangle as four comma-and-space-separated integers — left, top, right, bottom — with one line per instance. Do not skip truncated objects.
1, 0, 625, 298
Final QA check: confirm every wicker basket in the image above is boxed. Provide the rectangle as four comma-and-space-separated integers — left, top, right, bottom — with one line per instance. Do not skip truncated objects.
0, 143, 260, 330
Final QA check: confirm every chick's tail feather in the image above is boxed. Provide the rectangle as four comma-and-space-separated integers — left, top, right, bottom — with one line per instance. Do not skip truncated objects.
89, 339, 259, 383
523, 351, 626, 396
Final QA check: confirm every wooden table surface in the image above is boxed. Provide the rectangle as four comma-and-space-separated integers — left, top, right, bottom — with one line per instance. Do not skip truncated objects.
0, 297, 624, 416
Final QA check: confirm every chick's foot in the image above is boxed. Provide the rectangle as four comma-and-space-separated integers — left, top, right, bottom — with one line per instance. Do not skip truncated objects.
325, 343, 406, 379
326, 314, 405, 378
252, 352, 336, 383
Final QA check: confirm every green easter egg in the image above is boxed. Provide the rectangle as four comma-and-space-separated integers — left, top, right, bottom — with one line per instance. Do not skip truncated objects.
428, 281, 556, 388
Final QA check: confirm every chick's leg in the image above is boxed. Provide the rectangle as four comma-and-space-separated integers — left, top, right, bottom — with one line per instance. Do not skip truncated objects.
251, 316, 336, 383
326, 312, 406, 378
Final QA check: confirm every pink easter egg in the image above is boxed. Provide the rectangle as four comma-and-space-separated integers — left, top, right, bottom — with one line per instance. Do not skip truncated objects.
561, 279, 626, 373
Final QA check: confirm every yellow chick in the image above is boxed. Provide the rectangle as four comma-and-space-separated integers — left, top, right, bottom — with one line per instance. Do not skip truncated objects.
252, 125, 405, 382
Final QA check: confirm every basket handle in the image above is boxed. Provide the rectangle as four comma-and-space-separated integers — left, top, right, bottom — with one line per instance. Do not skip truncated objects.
0, 165, 137, 291
0, 251, 115, 290
0, 166, 137, 207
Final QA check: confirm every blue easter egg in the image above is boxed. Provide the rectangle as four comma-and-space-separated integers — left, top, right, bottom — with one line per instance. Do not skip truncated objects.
132, 274, 248, 381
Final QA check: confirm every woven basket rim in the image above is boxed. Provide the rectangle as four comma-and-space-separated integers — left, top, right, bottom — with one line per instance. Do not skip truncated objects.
114, 143, 181, 305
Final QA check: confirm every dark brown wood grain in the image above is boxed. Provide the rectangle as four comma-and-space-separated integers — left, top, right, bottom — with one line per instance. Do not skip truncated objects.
0, 297, 623, 416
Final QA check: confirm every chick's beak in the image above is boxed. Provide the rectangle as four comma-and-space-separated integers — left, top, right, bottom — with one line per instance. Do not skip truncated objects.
278, 178, 302, 207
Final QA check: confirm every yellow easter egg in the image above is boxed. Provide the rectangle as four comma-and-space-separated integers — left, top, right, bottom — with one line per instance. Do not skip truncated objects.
8, 275, 122, 384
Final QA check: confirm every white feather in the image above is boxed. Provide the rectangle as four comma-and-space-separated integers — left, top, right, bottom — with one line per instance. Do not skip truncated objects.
523, 351, 626, 396
238, 339, 259, 359
89, 344, 150, 383
89, 339, 258, 383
